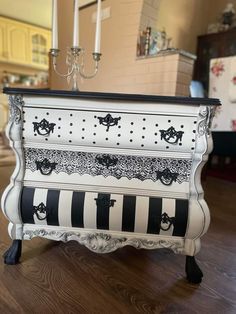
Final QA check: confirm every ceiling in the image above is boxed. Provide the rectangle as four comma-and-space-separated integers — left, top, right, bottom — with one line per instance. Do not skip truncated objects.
0, 0, 96, 29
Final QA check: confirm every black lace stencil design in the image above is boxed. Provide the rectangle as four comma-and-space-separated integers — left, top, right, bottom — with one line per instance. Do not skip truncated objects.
25, 148, 191, 183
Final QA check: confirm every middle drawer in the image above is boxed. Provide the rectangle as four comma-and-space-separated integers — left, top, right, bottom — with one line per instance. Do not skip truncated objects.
24, 147, 192, 194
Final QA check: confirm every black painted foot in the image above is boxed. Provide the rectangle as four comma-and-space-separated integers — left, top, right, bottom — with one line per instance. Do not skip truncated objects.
185, 256, 203, 284
3, 240, 22, 265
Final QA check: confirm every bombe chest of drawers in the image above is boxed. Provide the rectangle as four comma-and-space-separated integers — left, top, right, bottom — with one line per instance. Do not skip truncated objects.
1, 88, 220, 284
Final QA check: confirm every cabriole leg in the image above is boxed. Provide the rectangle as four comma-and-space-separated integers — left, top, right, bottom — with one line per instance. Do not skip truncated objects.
185, 255, 203, 284
3, 240, 22, 265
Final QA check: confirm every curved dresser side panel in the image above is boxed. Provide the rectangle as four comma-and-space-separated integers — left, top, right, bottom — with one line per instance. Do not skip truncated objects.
1, 95, 25, 239
187, 105, 216, 241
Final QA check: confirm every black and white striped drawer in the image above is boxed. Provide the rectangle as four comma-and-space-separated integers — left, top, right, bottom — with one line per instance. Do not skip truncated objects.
21, 187, 189, 237
24, 148, 192, 193
22, 107, 197, 152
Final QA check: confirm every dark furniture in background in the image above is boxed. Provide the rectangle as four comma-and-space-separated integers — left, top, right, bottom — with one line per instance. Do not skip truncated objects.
212, 132, 236, 156
194, 29, 236, 173
207, 132, 236, 182
194, 28, 236, 93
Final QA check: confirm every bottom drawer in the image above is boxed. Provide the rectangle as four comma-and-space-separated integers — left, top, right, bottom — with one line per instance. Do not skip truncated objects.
21, 187, 189, 237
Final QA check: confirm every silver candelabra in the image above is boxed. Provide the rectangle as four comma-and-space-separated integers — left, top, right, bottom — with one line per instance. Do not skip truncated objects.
50, 47, 102, 91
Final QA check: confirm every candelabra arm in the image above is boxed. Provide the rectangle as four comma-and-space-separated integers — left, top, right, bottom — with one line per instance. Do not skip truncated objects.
79, 64, 99, 79
79, 52, 102, 79
50, 49, 74, 78
53, 63, 75, 78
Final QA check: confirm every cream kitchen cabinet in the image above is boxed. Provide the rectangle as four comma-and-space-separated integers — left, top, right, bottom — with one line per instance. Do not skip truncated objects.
0, 18, 7, 61
0, 17, 51, 70
6, 20, 29, 66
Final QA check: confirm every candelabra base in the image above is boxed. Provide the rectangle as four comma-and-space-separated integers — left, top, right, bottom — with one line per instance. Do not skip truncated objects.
72, 85, 79, 92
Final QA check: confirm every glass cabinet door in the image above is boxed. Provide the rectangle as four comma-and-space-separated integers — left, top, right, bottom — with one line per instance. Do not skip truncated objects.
31, 33, 48, 67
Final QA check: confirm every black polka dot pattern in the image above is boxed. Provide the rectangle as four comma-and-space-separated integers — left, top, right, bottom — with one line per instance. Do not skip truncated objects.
24, 109, 199, 152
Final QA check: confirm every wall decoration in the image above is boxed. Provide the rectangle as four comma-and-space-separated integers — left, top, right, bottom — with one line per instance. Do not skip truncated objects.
209, 56, 236, 131
210, 60, 225, 77
231, 75, 236, 85
137, 27, 172, 57
231, 119, 236, 131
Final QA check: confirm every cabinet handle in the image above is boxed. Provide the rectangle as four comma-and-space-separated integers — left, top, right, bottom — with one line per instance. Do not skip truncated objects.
159, 126, 184, 144
160, 212, 175, 231
35, 158, 57, 175
33, 119, 56, 136
97, 114, 121, 131
156, 168, 178, 186
33, 202, 50, 221
95, 154, 118, 168
94, 195, 116, 208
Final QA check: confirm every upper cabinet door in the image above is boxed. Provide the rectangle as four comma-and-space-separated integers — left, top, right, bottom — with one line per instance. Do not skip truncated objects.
29, 29, 51, 70
0, 19, 7, 61
0, 17, 51, 69
7, 21, 29, 65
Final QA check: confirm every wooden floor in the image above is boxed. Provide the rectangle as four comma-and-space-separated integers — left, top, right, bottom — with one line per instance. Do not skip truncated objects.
0, 165, 235, 314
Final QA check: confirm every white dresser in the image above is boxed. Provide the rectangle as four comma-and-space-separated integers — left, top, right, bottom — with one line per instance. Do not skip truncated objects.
1, 88, 220, 284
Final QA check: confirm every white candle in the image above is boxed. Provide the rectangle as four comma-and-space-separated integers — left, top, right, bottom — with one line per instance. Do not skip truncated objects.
95, 0, 102, 53
52, 0, 58, 49
73, 0, 79, 47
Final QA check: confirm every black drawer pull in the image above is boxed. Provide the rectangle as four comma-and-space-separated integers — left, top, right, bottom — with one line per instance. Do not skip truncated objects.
97, 114, 121, 131
96, 154, 118, 168
159, 126, 184, 144
35, 158, 57, 175
33, 202, 50, 221
160, 212, 175, 231
156, 168, 178, 186
94, 195, 116, 208
33, 119, 56, 136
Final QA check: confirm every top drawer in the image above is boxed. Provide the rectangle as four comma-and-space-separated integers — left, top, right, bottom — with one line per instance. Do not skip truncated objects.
22, 107, 197, 152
